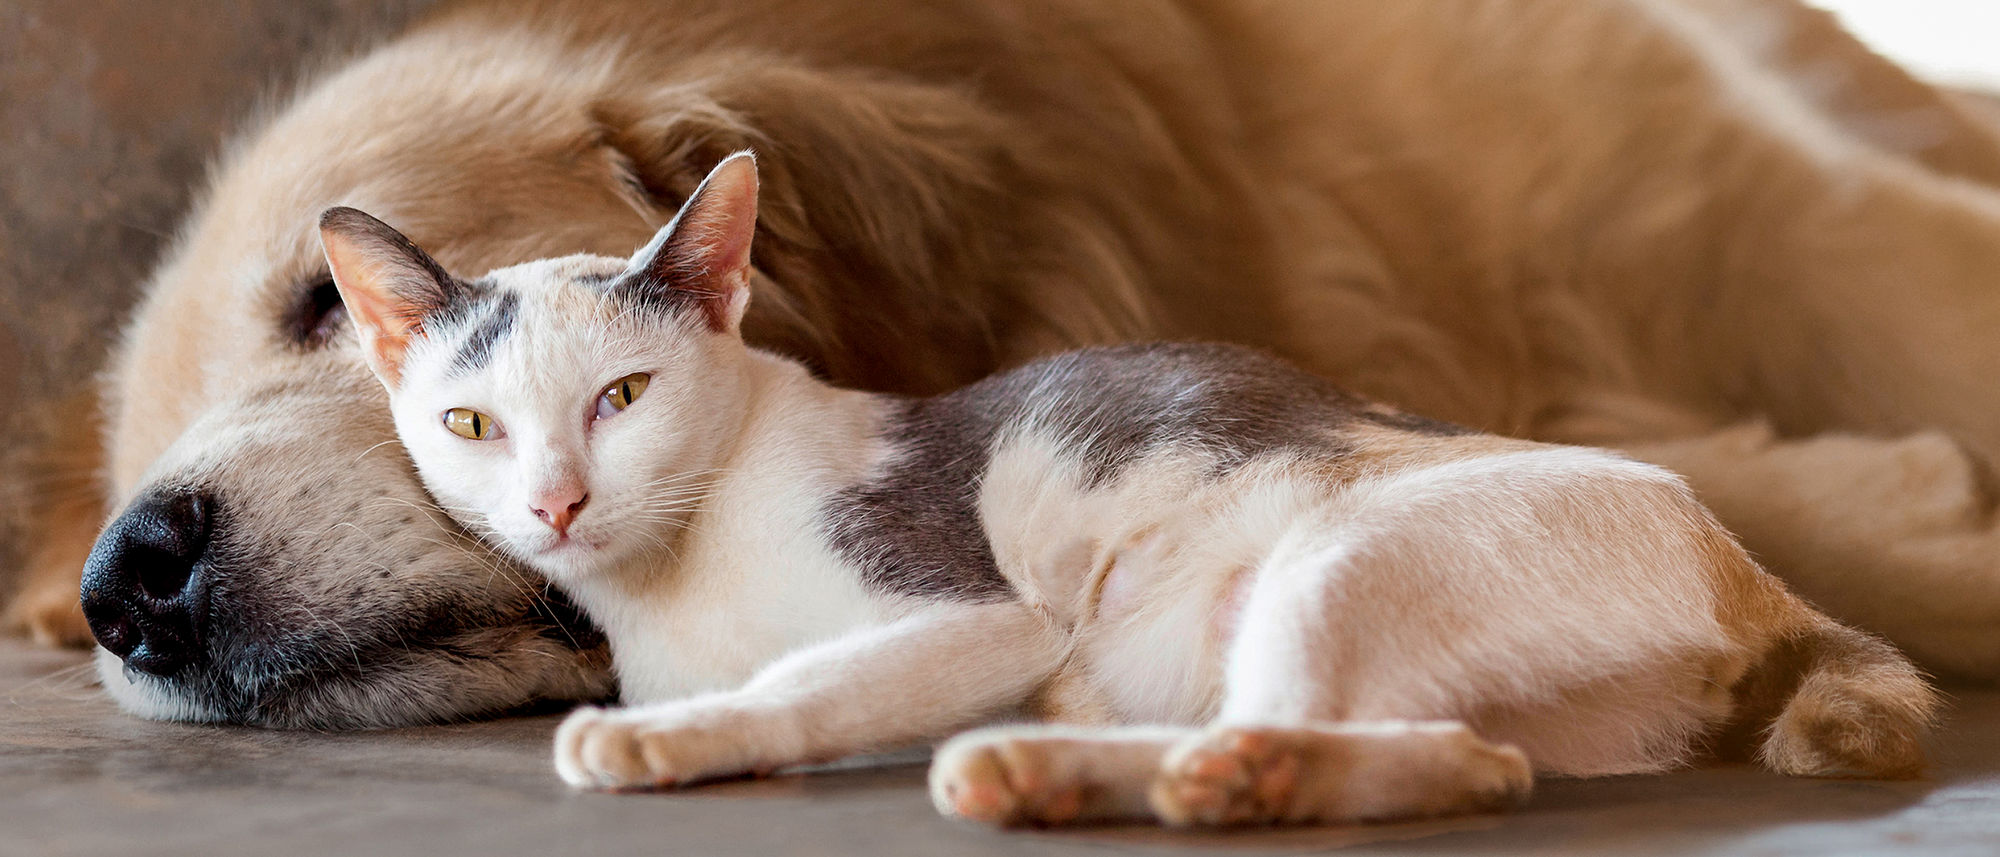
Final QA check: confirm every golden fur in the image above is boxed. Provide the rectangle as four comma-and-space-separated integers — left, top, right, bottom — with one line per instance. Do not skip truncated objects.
10, 0, 2000, 719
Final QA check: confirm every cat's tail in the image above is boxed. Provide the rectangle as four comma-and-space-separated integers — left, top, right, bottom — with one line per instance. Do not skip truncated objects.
1726, 598, 1939, 778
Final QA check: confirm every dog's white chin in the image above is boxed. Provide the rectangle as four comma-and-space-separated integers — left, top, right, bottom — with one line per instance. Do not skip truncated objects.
91, 648, 228, 724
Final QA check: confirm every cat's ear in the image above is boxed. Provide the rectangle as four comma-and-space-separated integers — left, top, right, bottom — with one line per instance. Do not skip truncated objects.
617, 151, 759, 335
318, 207, 467, 387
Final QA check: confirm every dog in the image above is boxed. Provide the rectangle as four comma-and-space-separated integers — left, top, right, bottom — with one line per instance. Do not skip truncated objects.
12, 0, 2000, 728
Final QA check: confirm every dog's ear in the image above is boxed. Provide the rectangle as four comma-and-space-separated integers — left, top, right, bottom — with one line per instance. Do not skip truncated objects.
615, 151, 758, 335
586, 62, 1015, 392
318, 207, 466, 387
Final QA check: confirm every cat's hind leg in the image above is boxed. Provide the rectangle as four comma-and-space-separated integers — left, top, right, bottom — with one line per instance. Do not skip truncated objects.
1140, 449, 1759, 826
926, 720, 1529, 829
929, 725, 1189, 826
1149, 720, 1530, 827
1141, 505, 1535, 827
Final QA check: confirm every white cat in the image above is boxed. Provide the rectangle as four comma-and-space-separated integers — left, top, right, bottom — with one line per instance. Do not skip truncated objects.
320, 153, 1935, 828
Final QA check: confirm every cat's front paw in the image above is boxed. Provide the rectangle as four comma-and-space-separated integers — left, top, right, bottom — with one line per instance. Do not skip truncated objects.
553, 705, 759, 790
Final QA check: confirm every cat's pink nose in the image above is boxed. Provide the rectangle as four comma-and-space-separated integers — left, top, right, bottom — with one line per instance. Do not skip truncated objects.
531, 490, 589, 536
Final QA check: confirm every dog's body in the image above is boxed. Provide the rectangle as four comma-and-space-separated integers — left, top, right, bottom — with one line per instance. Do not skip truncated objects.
17, 0, 2000, 728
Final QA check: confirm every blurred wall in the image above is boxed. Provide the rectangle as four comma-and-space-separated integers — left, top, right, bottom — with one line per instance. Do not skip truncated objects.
0, 1, 435, 589
1809, 1, 2000, 89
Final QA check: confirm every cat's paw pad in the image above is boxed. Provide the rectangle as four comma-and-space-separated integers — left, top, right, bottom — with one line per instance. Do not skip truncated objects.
929, 732, 1097, 826
1150, 726, 1306, 826
552, 706, 747, 791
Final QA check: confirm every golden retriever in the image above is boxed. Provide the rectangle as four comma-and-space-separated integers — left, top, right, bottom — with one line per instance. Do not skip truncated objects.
10, 0, 2000, 728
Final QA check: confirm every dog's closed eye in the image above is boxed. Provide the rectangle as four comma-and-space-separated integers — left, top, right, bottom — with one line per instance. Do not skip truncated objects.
288, 276, 349, 349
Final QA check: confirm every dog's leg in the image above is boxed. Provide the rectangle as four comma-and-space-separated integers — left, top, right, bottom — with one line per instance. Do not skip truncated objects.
1715, 162, 2000, 466
553, 600, 1064, 790
1267, 0, 2000, 681
1, 398, 104, 647
1258, 2, 2000, 460
1596, 4, 2000, 465
1682, 0, 2000, 186
1626, 422, 2000, 679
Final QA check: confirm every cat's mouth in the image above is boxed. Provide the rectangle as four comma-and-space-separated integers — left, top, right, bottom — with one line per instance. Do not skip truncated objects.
538, 533, 602, 556
510, 528, 601, 563
539, 531, 585, 548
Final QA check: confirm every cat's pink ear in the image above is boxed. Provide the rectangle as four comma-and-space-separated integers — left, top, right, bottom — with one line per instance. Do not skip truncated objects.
619, 151, 758, 334
318, 207, 467, 387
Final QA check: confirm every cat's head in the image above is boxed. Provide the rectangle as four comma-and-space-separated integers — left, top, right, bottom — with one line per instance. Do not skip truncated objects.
317, 153, 761, 583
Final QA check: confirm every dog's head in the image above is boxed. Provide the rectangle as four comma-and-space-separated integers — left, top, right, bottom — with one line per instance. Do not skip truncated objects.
79, 19, 1028, 727
87, 369, 617, 727
81, 30, 662, 727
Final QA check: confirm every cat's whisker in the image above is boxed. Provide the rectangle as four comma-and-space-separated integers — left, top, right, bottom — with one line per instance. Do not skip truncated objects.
363, 495, 456, 521
404, 531, 542, 595
351, 438, 406, 463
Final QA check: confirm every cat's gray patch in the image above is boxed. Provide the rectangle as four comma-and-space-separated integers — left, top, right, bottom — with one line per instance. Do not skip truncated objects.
817, 394, 1012, 603
446, 290, 520, 375
820, 343, 1454, 602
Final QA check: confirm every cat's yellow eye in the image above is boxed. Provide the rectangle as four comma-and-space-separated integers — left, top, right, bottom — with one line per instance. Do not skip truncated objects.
595, 373, 651, 420
443, 407, 502, 440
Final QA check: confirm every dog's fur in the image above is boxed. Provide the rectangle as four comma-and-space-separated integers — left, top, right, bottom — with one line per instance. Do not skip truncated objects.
12, 0, 2000, 727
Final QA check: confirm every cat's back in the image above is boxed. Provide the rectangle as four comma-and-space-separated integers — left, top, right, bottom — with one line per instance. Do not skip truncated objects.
912, 342, 1468, 473
819, 343, 1472, 602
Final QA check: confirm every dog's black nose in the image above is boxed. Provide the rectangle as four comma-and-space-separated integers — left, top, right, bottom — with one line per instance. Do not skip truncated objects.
81, 489, 217, 677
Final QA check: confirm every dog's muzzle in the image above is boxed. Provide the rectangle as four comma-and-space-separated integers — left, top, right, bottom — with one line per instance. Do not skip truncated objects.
80, 488, 218, 678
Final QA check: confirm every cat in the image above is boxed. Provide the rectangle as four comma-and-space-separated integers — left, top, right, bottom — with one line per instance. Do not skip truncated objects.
319, 152, 1935, 828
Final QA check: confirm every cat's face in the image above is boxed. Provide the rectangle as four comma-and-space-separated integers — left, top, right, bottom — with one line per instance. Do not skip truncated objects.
320, 153, 761, 584
392, 257, 749, 580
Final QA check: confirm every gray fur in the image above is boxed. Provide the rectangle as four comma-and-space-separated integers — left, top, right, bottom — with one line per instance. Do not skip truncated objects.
447, 290, 521, 375
819, 343, 1467, 602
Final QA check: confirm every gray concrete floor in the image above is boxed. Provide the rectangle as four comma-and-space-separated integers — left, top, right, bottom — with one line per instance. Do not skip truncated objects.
4, 639, 1998, 857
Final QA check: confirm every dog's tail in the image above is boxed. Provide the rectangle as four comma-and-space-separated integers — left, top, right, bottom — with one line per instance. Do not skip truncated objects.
1726, 601, 1939, 779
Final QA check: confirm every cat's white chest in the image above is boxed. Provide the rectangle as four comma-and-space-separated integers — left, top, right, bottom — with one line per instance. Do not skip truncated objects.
580, 470, 892, 704
608, 581, 882, 703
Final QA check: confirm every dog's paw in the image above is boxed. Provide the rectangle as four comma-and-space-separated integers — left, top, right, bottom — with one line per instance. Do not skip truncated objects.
4, 585, 93, 648
552, 705, 755, 790
1150, 722, 1531, 826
